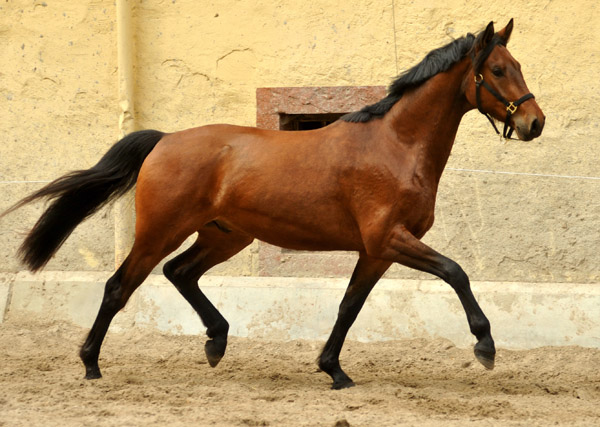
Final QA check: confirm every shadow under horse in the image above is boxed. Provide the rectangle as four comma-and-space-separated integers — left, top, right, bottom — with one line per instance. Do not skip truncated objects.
3, 19, 544, 389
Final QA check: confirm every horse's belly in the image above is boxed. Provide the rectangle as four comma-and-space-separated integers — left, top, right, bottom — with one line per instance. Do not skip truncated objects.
219, 208, 363, 252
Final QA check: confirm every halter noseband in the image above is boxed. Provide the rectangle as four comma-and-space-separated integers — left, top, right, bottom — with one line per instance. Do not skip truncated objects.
471, 39, 535, 140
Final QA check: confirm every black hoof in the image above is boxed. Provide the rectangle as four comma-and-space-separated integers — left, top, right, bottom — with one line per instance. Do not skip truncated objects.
332, 378, 355, 390
474, 349, 495, 370
474, 338, 496, 370
320, 361, 355, 390
205, 338, 226, 367
84, 366, 102, 380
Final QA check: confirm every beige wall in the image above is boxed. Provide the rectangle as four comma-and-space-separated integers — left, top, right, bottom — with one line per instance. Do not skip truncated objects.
1, 1, 118, 272
1, 1, 598, 284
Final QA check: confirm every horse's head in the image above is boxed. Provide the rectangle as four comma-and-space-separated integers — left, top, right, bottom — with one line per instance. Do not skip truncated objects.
465, 19, 545, 141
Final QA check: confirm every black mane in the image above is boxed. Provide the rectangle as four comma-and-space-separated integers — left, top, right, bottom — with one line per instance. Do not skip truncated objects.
341, 32, 480, 123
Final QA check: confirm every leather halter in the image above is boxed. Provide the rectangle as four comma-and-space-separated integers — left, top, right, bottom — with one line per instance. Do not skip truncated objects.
471, 40, 535, 140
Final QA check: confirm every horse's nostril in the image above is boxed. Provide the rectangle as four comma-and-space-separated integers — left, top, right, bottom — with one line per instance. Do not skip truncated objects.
530, 118, 539, 135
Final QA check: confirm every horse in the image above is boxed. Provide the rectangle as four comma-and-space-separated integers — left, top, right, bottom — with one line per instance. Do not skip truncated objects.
2, 19, 544, 389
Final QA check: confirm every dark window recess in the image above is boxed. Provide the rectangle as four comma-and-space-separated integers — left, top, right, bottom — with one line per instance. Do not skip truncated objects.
279, 113, 347, 131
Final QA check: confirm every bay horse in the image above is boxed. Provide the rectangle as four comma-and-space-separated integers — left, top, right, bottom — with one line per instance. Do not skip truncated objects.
3, 19, 544, 389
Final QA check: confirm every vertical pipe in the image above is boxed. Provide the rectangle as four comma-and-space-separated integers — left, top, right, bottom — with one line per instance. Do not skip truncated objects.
114, 0, 136, 268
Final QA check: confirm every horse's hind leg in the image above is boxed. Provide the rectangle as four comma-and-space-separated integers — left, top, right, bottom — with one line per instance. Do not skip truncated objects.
80, 232, 184, 379
163, 228, 253, 367
319, 253, 391, 389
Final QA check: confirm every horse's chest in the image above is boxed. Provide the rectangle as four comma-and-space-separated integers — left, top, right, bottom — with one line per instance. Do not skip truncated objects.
393, 187, 437, 238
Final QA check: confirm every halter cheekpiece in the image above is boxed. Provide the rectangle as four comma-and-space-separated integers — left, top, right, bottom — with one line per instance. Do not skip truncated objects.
471, 38, 535, 140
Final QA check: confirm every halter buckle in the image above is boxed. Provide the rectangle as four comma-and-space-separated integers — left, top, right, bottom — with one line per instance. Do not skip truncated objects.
506, 102, 518, 115
474, 74, 484, 85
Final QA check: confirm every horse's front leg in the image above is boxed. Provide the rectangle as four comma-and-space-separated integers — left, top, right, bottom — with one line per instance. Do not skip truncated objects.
319, 254, 391, 389
367, 224, 496, 369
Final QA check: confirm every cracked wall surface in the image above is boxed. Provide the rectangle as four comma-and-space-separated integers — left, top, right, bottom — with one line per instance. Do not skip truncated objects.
1, 0, 599, 285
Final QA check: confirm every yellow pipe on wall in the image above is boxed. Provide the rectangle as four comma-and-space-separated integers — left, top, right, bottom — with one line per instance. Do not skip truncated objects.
114, 0, 136, 268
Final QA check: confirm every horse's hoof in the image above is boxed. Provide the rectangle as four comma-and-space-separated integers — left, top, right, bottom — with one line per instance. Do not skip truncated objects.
205, 339, 226, 367
474, 348, 495, 370
330, 370, 355, 390
332, 379, 355, 390
474, 337, 496, 370
84, 366, 102, 380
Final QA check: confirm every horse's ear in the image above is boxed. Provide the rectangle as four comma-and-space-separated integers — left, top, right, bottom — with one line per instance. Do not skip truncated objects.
477, 21, 495, 51
497, 18, 514, 44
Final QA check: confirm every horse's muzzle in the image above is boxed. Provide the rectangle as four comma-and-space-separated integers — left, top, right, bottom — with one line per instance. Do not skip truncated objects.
515, 113, 545, 141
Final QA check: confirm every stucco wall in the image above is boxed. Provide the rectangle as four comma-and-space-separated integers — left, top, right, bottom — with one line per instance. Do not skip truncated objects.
1, 0, 599, 286
1, 1, 118, 272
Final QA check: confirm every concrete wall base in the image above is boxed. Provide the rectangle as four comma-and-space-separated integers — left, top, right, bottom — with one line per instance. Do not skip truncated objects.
1, 271, 599, 349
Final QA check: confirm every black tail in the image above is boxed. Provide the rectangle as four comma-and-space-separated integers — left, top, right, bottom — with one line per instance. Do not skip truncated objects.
2, 129, 165, 272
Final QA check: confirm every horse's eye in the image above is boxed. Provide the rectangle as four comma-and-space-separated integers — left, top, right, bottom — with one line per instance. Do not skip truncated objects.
492, 67, 504, 77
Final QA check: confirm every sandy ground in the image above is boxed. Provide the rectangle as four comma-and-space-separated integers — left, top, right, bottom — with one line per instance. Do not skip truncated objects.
1, 319, 599, 427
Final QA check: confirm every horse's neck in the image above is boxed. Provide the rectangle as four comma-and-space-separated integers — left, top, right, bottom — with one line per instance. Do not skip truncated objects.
384, 60, 471, 181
